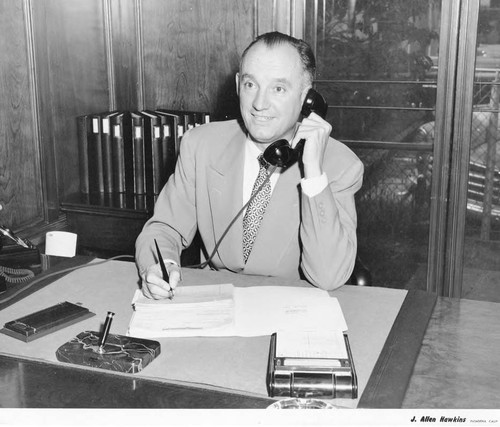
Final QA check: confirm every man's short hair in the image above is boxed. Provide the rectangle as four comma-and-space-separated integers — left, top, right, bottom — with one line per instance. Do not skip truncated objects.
240, 31, 316, 85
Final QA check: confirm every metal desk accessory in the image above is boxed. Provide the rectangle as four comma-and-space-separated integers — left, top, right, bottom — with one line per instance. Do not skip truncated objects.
267, 331, 358, 399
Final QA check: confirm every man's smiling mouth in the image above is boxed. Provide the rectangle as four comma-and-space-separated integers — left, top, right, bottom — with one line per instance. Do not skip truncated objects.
252, 114, 274, 122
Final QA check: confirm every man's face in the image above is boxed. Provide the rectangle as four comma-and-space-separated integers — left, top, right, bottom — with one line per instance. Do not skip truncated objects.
236, 42, 309, 147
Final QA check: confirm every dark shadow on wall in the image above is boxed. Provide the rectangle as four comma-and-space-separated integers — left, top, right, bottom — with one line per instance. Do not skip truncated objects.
212, 73, 241, 122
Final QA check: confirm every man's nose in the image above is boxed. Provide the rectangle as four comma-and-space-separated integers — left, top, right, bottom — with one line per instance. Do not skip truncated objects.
252, 89, 270, 110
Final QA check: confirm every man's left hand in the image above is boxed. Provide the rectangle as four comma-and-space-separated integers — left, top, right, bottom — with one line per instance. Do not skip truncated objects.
291, 112, 332, 179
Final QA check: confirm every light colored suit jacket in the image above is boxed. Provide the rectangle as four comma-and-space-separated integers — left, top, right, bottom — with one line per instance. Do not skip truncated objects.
135, 119, 363, 290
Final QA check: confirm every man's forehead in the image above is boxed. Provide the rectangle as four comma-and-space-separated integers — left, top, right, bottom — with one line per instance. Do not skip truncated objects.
241, 43, 303, 78
243, 43, 300, 65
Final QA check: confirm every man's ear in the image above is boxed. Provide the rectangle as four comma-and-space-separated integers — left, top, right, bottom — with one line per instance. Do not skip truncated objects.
235, 73, 240, 96
300, 84, 312, 106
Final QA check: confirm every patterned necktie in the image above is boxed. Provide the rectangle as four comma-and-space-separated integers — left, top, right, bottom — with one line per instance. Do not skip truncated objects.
243, 154, 271, 263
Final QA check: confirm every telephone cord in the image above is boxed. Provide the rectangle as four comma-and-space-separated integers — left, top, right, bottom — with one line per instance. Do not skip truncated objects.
186, 164, 276, 270
0, 266, 35, 284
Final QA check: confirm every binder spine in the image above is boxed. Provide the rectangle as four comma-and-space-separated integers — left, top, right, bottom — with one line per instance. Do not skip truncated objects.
161, 122, 176, 184
154, 110, 179, 184
141, 120, 154, 196
140, 111, 163, 195
88, 116, 104, 193
132, 115, 146, 195
76, 115, 90, 194
151, 124, 163, 195
112, 122, 126, 193
111, 112, 134, 194
122, 113, 134, 194
101, 116, 114, 193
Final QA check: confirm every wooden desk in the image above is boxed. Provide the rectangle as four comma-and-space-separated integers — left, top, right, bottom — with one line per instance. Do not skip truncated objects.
0, 258, 498, 409
0, 258, 407, 408
0, 353, 272, 408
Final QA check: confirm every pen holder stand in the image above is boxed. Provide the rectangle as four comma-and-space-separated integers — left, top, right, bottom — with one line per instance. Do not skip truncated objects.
56, 331, 161, 373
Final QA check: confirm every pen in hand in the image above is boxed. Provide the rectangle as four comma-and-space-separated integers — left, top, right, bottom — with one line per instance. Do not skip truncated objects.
154, 239, 173, 298
98, 311, 114, 354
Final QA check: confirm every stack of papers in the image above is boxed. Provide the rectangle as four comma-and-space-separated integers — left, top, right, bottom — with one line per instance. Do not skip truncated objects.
128, 284, 348, 338
130, 284, 235, 336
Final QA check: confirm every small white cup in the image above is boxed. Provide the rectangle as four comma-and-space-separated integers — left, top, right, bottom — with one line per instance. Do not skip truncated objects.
45, 231, 78, 257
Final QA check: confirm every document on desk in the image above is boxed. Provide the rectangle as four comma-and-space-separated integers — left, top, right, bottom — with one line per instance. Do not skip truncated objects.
128, 284, 347, 338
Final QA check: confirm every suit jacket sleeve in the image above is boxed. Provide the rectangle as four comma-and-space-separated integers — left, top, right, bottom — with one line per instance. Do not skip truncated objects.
135, 129, 199, 276
299, 139, 364, 290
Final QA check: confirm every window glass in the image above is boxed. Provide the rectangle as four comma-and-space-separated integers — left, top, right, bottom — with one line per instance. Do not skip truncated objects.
461, 2, 500, 301
306, 0, 441, 290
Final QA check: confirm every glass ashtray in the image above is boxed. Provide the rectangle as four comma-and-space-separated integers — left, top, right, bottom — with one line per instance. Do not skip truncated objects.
267, 398, 337, 409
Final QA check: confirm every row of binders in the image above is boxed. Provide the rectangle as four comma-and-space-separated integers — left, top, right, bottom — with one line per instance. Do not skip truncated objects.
77, 109, 210, 196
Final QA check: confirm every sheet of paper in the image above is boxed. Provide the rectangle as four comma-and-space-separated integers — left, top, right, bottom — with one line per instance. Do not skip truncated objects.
233, 286, 347, 336
276, 329, 348, 360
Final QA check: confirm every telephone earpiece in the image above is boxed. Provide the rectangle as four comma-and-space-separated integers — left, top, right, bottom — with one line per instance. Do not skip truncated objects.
262, 89, 328, 168
300, 88, 328, 118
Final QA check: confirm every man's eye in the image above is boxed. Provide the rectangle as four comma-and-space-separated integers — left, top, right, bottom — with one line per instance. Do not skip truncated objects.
275, 86, 286, 93
243, 81, 255, 89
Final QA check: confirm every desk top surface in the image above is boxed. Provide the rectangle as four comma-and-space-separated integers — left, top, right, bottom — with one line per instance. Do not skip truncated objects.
0, 259, 408, 409
0, 258, 498, 410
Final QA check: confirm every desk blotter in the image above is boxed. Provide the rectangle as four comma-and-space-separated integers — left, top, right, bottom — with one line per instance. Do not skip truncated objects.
56, 331, 161, 373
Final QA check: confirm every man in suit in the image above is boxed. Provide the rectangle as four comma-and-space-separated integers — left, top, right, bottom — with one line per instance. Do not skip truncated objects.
135, 31, 363, 299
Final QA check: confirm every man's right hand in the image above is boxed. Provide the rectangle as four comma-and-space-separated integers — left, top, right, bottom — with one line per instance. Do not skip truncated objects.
140, 262, 182, 299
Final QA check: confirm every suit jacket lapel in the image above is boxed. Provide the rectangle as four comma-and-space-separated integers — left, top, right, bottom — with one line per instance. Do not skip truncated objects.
207, 129, 246, 270
244, 163, 301, 272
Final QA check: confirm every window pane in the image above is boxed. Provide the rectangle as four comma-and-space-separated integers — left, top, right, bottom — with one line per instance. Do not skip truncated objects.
461, 4, 500, 302
306, 0, 441, 290
355, 148, 430, 290
315, 81, 435, 141
314, 0, 440, 82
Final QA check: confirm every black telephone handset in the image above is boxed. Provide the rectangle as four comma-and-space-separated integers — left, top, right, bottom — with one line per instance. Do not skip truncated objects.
262, 88, 328, 168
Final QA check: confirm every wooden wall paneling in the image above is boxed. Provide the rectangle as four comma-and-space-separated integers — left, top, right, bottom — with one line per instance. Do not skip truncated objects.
274, 0, 292, 34
0, 0, 44, 229
290, 0, 306, 38
256, 0, 274, 35
31, 0, 111, 212
110, 0, 140, 111
302, 0, 318, 53
255, 0, 295, 36
140, 0, 254, 119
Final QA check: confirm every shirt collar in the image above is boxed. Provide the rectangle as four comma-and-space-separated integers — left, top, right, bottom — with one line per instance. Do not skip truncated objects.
245, 137, 264, 159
